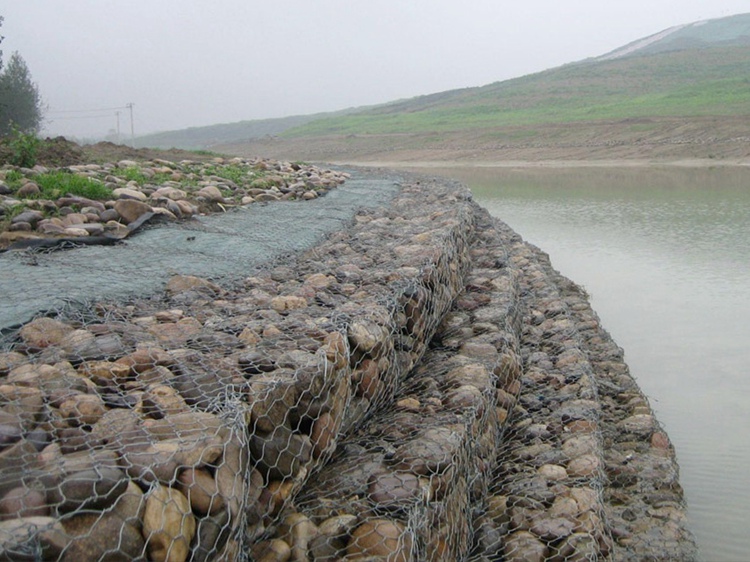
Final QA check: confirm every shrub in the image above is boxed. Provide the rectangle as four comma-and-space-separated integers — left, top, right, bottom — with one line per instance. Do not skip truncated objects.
6, 127, 40, 168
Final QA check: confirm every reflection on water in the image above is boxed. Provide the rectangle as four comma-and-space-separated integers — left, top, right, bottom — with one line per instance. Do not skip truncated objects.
408, 165, 750, 561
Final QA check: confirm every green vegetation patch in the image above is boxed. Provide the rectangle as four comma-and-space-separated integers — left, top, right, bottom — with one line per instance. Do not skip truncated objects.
203, 163, 251, 184
2, 169, 25, 189
281, 45, 750, 138
112, 166, 174, 186
32, 171, 112, 200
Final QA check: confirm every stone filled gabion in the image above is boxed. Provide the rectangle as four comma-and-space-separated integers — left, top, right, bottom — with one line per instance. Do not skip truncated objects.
0, 166, 696, 561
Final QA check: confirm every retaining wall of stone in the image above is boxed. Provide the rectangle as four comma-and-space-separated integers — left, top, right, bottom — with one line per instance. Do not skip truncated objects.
0, 172, 696, 561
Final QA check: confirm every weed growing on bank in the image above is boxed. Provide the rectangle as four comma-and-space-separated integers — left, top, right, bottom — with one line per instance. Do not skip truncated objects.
5, 128, 40, 168
33, 171, 112, 200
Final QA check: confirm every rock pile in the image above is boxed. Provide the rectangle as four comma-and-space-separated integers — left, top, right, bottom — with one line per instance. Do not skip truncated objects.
0, 166, 697, 561
0, 157, 348, 250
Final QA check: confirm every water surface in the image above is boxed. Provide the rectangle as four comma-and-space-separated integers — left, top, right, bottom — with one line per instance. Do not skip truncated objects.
408, 165, 750, 561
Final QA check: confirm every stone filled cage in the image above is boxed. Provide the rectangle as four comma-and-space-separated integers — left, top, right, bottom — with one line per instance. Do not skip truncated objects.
0, 173, 695, 561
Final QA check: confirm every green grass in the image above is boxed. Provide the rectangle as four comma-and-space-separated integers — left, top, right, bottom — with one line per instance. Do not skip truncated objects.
3, 170, 25, 189
281, 45, 750, 138
203, 164, 251, 184
32, 172, 112, 200
112, 166, 174, 185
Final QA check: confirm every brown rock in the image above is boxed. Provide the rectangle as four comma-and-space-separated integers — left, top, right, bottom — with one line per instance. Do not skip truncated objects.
143, 484, 195, 562
165, 275, 221, 297
346, 519, 412, 562
177, 467, 223, 515
651, 431, 671, 449
310, 411, 337, 459
148, 317, 202, 345
49, 466, 128, 512
215, 441, 253, 523
549, 496, 579, 519
113, 186, 148, 201
114, 199, 152, 224
310, 514, 358, 559
115, 347, 173, 374
189, 509, 232, 562
250, 538, 292, 562
0, 440, 40, 496
0, 352, 26, 375
263, 478, 295, 519
58, 393, 107, 426
0, 385, 43, 431
17, 182, 40, 197
504, 530, 549, 562
550, 532, 599, 562
134, 365, 175, 387
367, 470, 422, 511
196, 185, 225, 202
392, 426, 463, 475
121, 436, 224, 485
562, 435, 598, 460
565, 419, 596, 434
271, 295, 307, 313
348, 319, 386, 355
112, 480, 146, 525
322, 331, 349, 370
249, 428, 312, 480
537, 464, 568, 481
246, 374, 298, 433
444, 384, 484, 412
0, 487, 49, 520
61, 511, 144, 562
570, 487, 599, 514
0, 516, 69, 560
566, 454, 601, 478
530, 516, 576, 541
78, 360, 131, 387
19, 317, 73, 350
354, 358, 381, 401
617, 414, 655, 436
143, 411, 224, 441
277, 512, 318, 562
142, 384, 190, 418
90, 408, 144, 447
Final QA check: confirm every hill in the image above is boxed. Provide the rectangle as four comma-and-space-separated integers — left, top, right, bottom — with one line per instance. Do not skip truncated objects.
132, 115, 318, 150
133, 108, 361, 150
145, 13, 750, 163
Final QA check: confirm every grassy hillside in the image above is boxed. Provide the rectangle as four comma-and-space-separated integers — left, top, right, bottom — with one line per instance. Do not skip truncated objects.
282, 45, 750, 138
145, 13, 750, 162
133, 115, 318, 150
133, 109, 361, 150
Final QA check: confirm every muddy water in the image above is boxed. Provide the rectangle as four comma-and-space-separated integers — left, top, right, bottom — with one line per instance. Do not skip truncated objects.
407, 165, 750, 561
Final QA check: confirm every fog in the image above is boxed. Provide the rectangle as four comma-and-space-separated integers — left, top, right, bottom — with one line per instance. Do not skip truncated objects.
2, 0, 748, 139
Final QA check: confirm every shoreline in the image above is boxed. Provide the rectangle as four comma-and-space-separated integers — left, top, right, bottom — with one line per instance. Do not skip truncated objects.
322, 157, 750, 169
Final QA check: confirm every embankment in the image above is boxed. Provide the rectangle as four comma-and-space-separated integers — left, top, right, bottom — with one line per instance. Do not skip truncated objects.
0, 170, 696, 561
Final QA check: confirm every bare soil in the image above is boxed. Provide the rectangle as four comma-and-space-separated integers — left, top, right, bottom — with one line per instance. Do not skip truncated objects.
213, 115, 750, 167
0, 137, 220, 168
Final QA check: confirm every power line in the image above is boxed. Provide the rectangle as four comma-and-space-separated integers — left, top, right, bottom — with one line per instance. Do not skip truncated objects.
46, 105, 129, 115
47, 114, 116, 121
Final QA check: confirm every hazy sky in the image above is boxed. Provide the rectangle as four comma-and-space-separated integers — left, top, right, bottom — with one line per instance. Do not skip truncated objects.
2, 1, 749, 139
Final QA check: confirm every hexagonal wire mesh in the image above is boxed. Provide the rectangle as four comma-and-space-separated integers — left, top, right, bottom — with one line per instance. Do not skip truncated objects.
0, 170, 696, 561
0, 173, 472, 560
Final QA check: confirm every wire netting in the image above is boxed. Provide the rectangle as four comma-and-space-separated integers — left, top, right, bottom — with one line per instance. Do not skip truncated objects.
0, 169, 697, 561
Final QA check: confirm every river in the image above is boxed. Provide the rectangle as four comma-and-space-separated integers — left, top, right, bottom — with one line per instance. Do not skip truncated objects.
405, 164, 750, 561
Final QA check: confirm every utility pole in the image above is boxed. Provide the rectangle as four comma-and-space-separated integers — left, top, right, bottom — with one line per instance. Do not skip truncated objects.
126, 102, 135, 146
115, 111, 121, 144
